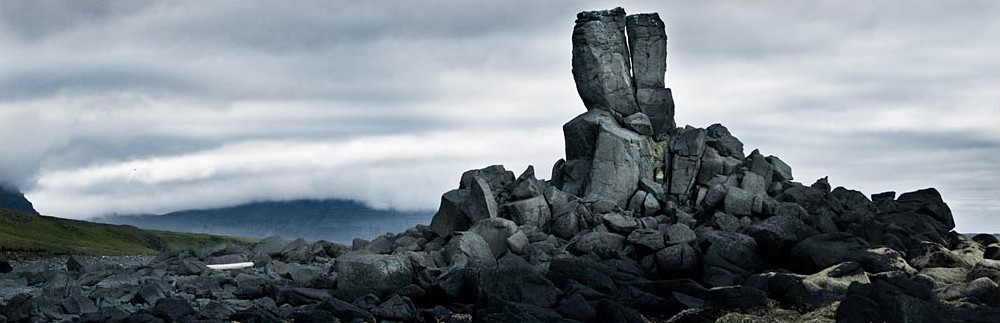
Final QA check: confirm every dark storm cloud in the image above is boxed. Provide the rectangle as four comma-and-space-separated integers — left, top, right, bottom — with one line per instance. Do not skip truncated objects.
0, 1, 996, 232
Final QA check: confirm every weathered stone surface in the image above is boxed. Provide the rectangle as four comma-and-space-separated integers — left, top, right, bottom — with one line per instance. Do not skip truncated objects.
628, 228, 665, 250
706, 124, 745, 159
465, 177, 499, 223
572, 7, 640, 117
664, 223, 696, 245
656, 243, 699, 276
626, 13, 674, 137
744, 215, 817, 261
766, 155, 793, 182
587, 123, 654, 207
478, 254, 559, 308
724, 187, 754, 216
444, 231, 496, 269
699, 230, 759, 286
334, 253, 414, 300
624, 112, 654, 136
469, 217, 519, 257
568, 231, 626, 259
504, 195, 551, 230
603, 213, 640, 233
430, 189, 472, 237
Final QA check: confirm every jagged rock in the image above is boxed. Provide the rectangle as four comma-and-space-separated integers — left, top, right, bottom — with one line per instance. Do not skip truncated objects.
430, 189, 472, 237
572, 7, 639, 117
556, 293, 597, 321
151, 298, 195, 322
766, 155, 793, 182
743, 215, 817, 261
506, 231, 529, 255
724, 187, 754, 216
706, 124, 744, 159
747, 261, 870, 308
663, 223, 696, 245
603, 213, 640, 233
699, 230, 759, 286
628, 228, 665, 250
656, 243, 699, 276
444, 231, 496, 269
512, 166, 543, 200
711, 212, 741, 232
459, 165, 515, 198
334, 253, 414, 300
371, 295, 417, 321
624, 112, 654, 135
568, 231, 625, 259
667, 128, 707, 198
504, 195, 551, 230
790, 232, 916, 274
626, 12, 674, 138
465, 177, 500, 223
469, 217, 519, 257
478, 254, 559, 308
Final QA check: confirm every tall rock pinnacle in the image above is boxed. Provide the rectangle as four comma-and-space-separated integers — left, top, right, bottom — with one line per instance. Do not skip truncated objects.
571, 7, 675, 139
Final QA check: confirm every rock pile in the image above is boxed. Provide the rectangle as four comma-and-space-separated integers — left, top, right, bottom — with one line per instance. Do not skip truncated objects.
1, 7, 998, 323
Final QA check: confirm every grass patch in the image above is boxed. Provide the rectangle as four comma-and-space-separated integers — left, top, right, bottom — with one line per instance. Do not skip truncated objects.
0, 207, 255, 256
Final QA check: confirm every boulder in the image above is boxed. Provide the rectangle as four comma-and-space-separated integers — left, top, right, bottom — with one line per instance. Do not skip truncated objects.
371, 295, 417, 321
429, 189, 472, 237
628, 228, 666, 250
465, 177, 500, 222
603, 213, 640, 233
469, 217, 519, 257
627, 13, 674, 137
568, 231, 626, 259
765, 155, 793, 182
656, 243, 699, 276
724, 187, 754, 216
459, 165, 515, 199
663, 223, 696, 245
444, 231, 496, 269
743, 215, 817, 261
571, 7, 640, 117
334, 253, 414, 300
504, 196, 552, 230
477, 254, 559, 308
624, 112, 654, 136
705, 124, 744, 159
698, 230, 760, 286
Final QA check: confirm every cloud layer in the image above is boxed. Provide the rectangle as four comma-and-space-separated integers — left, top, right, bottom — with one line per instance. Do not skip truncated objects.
1, 1, 997, 232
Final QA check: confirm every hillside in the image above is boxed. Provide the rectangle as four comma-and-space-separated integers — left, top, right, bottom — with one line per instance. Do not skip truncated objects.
0, 184, 37, 215
95, 199, 433, 243
0, 207, 253, 256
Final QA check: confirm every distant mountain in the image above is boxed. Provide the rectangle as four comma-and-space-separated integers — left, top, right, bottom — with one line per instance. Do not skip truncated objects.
95, 199, 434, 244
0, 183, 38, 215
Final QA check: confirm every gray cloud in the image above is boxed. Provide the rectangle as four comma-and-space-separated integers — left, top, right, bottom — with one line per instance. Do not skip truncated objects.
0, 1, 996, 232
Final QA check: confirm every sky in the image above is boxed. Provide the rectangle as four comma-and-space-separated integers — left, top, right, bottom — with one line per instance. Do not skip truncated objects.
0, 1, 997, 232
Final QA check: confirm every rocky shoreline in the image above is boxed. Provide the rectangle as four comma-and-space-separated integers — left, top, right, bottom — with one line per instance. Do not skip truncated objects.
2, 7, 998, 323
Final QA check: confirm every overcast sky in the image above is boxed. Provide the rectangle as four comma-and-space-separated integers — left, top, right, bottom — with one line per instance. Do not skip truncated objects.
0, 1, 996, 232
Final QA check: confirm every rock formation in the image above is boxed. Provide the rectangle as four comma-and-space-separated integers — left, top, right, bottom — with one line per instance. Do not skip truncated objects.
1, 7, 997, 323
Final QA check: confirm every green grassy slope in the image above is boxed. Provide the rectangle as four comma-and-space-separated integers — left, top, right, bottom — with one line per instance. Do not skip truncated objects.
0, 207, 255, 256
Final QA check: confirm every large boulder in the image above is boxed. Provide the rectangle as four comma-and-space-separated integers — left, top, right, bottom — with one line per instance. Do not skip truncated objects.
586, 123, 654, 207
503, 196, 552, 230
477, 254, 559, 308
743, 215, 817, 262
429, 189, 472, 237
444, 232, 496, 270
571, 7, 640, 117
790, 232, 916, 274
747, 261, 870, 308
469, 217, 519, 257
698, 230, 760, 286
334, 253, 414, 300
568, 231, 626, 259
666, 128, 707, 198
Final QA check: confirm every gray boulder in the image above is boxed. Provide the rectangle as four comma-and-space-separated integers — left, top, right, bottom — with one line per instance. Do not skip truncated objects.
698, 230, 760, 286
569, 231, 626, 259
663, 223, 696, 245
743, 215, 817, 261
469, 217, 519, 257
334, 253, 414, 300
429, 189, 472, 237
504, 195, 552, 230
624, 113, 654, 136
628, 228, 666, 250
656, 243, 699, 276
444, 232, 496, 270
626, 12, 675, 138
371, 295, 417, 321
478, 254, 559, 308
766, 155, 793, 182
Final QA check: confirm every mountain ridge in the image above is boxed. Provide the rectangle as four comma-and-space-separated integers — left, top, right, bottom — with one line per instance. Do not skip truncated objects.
95, 198, 433, 243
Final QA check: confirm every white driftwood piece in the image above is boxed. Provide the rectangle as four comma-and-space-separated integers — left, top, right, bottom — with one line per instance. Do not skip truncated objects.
206, 262, 254, 270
